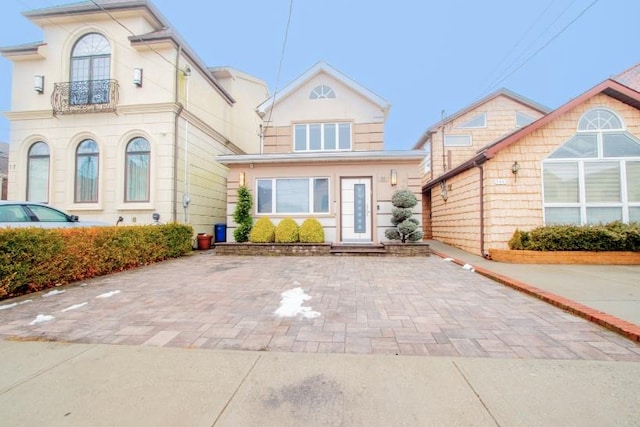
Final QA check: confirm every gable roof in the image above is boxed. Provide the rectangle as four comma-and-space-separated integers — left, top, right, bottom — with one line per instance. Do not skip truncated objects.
412, 88, 551, 149
12, 0, 235, 104
613, 62, 640, 92
423, 79, 640, 191
256, 61, 390, 117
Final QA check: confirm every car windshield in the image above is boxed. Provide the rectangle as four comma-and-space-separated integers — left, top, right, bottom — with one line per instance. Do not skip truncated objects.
28, 205, 69, 222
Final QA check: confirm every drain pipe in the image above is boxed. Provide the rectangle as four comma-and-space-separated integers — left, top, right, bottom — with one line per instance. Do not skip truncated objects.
172, 45, 183, 223
477, 162, 488, 258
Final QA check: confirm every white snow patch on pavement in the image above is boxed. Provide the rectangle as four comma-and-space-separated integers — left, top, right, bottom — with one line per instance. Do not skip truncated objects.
29, 314, 54, 325
0, 303, 17, 310
42, 289, 65, 297
96, 290, 120, 299
462, 263, 475, 272
443, 258, 454, 262
61, 302, 88, 312
274, 287, 321, 319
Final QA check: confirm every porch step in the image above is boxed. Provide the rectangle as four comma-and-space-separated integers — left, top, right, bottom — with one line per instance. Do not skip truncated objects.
330, 244, 386, 256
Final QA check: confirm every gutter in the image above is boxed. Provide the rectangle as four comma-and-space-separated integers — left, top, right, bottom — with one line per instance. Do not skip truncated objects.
422, 151, 491, 191
172, 45, 183, 223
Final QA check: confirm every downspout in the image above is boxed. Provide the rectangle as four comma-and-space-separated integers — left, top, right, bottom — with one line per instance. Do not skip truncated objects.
172, 45, 183, 223
441, 110, 446, 172
477, 163, 487, 258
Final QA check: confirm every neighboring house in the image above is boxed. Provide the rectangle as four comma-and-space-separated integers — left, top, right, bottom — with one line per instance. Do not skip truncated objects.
218, 62, 424, 243
0, 142, 8, 199
0, 0, 267, 233
415, 74, 640, 256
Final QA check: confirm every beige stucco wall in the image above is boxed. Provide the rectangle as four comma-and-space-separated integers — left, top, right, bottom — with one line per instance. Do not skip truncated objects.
422, 95, 546, 185
4, 8, 261, 235
223, 160, 422, 243
429, 93, 640, 255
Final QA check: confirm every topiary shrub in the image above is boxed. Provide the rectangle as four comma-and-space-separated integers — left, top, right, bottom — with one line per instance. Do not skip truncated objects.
385, 189, 423, 242
275, 217, 299, 243
299, 218, 325, 243
250, 217, 276, 243
233, 186, 253, 242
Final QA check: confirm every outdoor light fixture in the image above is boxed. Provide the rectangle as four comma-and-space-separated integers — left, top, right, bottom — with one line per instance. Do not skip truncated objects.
511, 161, 520, 175
390, 169, 397, 186
34, 75, 44, 93
440, 181, 448, 201
133, 68, 143, 87
239, 172, 246, 187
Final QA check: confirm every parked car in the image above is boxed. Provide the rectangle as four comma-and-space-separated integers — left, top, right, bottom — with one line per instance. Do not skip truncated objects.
0, 201, 110, 228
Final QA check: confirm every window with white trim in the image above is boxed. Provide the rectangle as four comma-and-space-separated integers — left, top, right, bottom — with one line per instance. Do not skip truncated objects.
257, 178, 329, 214
309, 85, 335, 99
294, 123, 351, 151
542, 108, 640, 225
516, 111, 536, 127
457, 113, 486, 129
444, 135, 472, 147
27, 141, 50, 203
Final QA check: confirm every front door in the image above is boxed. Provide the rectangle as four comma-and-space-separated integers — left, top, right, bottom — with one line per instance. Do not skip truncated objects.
341, 177, 372, 242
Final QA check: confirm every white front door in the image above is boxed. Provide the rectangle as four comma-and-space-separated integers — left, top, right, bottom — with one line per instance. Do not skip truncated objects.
341, 177, 372, 242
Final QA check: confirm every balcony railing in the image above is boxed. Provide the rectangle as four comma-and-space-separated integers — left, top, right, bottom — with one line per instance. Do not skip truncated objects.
52, 79, 119, 115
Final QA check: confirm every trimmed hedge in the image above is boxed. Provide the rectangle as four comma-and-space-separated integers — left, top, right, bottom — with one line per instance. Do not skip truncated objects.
299, 218, 325, 243
250, 217, 276, 243
275, 218, 299, 243
508, 222, 640, 252
0, 223, 193, 300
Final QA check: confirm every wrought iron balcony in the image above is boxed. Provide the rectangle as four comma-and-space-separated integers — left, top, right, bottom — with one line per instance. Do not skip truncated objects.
52, 79, 119, 115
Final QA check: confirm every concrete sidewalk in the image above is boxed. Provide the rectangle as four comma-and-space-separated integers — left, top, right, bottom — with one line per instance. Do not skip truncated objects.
426, 240, 640, 341
1, 339, 639, 427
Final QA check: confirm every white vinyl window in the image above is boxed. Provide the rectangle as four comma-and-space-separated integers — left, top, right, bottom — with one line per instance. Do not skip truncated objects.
257, 178, 329, 214
294, 123, 351, 151
309, 85, 335, 99
444, 135, 472, 147
27, 141, 50, 203
516, 111, 536, 127
542, 108, 640, 225
457, 113, 486, 129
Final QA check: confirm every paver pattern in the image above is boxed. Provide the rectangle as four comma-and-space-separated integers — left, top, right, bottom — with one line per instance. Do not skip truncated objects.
1, 253, 639, 361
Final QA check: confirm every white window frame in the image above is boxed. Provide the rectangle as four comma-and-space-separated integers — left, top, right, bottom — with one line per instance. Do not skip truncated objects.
515, 111, 536, 128
444, 134, 472, 147
256, 177, 330, 215
293, 123, 352, 152
456, 113, 486, 129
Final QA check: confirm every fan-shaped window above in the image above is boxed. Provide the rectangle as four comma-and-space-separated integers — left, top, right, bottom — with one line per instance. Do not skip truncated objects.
70, 33, 111, 105
577, 108, 623, 131
309, 85, 336, 99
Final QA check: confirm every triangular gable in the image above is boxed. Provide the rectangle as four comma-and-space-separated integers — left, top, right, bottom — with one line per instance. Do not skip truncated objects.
413, 88, 550, 149
256, 61, 390, 117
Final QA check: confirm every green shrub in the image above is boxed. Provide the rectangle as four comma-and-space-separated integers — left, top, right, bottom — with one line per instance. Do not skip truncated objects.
0, 223, 193, 300
391, 189, 418, 208
507, 222, 639, 251
275, 218, 299, 243
233, 186, 253, 242
299, 218, 325, 243
250, 217, 276, 243
386, 189, 422, 242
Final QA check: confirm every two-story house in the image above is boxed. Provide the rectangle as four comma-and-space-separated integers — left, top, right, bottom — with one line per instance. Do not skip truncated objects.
1, 0, 267, 234
218, 62, 424, 243
415, 68, 640, 256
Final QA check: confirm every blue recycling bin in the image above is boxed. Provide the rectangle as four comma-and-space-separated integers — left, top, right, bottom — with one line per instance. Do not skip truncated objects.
214, 223, 227, 243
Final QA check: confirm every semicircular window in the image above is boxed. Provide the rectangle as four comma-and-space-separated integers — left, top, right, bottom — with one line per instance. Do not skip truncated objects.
309, 85, 336, 100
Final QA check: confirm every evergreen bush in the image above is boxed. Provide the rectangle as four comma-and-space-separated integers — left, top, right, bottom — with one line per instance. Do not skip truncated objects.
275, 218, 299, 243
233, 186, 253, 242
299, 218, 325, 243
250, 217, 276, 243
385, 189, 423, 243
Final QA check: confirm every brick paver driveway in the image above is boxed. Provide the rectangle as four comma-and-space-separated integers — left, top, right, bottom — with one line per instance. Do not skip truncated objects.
1, 253, 639, 361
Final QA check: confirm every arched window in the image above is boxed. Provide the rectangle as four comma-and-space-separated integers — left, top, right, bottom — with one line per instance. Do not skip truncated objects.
309, 85, 335, 99
27, 142, 49, 203
75, 139, 99, 203
543, 108, 640, 225
70, 33, 111, 105
125, 137, 150, 202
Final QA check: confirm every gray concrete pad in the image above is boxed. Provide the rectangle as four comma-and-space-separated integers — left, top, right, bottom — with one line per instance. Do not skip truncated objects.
456, 357, 640, 426
216, 352, 495, 426
0, 341, 259, 427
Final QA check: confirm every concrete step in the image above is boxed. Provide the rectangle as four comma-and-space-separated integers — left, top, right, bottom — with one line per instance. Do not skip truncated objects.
330, 244, 386, 256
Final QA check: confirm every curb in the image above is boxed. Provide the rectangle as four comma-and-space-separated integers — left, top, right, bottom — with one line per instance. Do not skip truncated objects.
431, 249, 640, 343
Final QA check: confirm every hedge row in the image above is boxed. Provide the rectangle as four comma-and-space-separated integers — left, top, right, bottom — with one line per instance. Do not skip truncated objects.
508, 222, 640, 252
0, 224, 193, 300
249, 217, 325, 243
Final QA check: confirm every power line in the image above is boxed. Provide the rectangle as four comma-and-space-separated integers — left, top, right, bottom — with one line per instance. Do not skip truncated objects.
266, 0, 294, 128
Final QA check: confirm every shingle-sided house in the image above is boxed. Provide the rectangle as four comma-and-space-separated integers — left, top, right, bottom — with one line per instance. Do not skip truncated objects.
415, 73, 640, 256
0, 0, 267, 234
218, 62, 424, 244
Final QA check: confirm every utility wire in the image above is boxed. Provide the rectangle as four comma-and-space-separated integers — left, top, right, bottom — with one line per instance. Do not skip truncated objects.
265, 0, 294, 129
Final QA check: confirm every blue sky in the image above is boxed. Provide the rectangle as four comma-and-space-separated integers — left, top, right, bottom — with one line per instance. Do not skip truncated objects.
1, 0, 639, 150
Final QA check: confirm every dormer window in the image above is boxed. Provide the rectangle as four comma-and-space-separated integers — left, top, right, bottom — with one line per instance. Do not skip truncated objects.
309, 85, 335, 99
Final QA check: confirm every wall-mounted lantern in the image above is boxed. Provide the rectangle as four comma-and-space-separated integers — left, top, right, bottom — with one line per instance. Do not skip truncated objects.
390, 169, 397, 186
133, 68, 143, 87
239, 172, 246, 187
34, 75, 44, 93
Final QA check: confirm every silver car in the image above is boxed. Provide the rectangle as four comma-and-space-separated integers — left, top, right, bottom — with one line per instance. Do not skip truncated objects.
0, 201, 109, 228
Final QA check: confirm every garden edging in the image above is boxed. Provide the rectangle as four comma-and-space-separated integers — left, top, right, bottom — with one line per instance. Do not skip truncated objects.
489, 249, 640, 265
